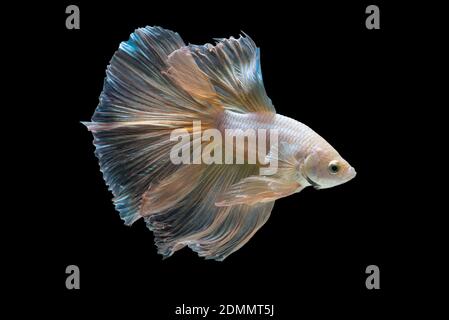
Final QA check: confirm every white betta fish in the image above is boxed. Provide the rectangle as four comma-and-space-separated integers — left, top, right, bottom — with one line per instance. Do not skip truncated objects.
83, 26, 356, 261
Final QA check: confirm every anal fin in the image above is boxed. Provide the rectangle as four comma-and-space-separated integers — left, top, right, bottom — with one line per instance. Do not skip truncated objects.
140, 164, 206, 215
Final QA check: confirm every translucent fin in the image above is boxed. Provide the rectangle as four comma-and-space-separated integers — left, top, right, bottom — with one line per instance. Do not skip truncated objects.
145, 164, 276, 260
83, 27, 214, 224
215, 176, 302, 207
83, 122, 182, 225
191, 201, 274, 261
215, 140, 303, 206
140, 164, 206, 215
183, 34, 276, 114
265, 141, 301, 170
165, 47, 221, 109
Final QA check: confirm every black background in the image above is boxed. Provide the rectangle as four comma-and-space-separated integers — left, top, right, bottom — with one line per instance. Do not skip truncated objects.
12, 0, 444, 318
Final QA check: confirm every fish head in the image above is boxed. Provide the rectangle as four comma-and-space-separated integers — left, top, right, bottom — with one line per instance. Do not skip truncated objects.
301, 147, 356, 189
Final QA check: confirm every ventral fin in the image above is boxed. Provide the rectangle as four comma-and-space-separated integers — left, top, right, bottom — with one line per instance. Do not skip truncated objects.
215, 175, 302, 207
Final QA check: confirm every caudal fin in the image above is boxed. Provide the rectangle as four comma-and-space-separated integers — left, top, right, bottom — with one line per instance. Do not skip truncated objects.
83, 26, 216, 224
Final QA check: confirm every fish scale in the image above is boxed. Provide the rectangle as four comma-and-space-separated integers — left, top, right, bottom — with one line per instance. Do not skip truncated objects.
219, 110, 330, 162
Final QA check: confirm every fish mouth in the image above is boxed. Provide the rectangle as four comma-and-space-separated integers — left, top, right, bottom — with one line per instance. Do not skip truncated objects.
348, 167, 357, 180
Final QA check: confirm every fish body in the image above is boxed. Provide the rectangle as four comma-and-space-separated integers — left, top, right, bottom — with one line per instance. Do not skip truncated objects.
84, 26, 356, 260
218, 110, 356, 190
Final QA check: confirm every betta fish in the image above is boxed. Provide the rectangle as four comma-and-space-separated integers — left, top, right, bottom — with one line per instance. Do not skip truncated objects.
83, 26, 356, 261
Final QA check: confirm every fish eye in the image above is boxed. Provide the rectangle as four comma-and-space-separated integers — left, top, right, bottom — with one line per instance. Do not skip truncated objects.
328, 160, 340, 174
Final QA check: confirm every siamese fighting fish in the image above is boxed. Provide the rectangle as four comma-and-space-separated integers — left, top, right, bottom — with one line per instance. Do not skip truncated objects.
83, 26, 356, 261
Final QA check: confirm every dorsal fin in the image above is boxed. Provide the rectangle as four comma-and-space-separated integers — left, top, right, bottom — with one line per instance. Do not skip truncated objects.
168, 34, 275, 114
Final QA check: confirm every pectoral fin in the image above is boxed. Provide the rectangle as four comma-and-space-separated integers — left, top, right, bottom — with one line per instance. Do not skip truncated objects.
215, 176, 302, 207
